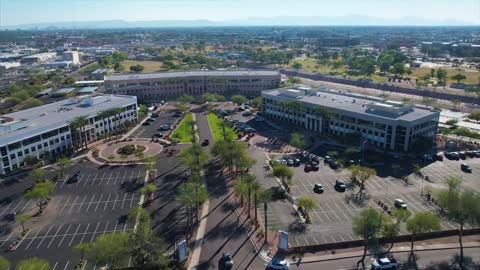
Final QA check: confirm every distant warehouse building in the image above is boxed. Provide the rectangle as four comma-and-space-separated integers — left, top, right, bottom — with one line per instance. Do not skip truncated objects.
261, 87, 439, 152
104, 70, 281, 103
0, 95, 138, 174
21, 52, 57, 64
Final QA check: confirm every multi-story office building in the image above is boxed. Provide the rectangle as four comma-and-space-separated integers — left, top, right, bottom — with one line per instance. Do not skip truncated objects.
104, 70, 281, 103
261, 87, 439, 152
0, 95, 138, 174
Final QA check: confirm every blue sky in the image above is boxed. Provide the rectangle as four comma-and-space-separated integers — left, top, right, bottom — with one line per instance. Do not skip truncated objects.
1, 0, 479, 26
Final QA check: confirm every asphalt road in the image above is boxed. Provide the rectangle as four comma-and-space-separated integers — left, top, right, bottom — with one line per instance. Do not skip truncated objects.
195, 112, 266, 270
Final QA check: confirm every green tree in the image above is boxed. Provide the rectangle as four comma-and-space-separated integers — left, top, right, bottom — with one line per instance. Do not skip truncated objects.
272, 164, 294, 192
177, 94, 195, 103
17, 213, 30, 233
436, 189, 480, 268
289, 133, 305, 151
287, 76, 301, 84
257, 188, 273, 243
16, 257, 50, 270
113, 62, 124, 72
129, 224, 167, 267
349, 165, 376, 200
177, 144, 208, 175
140, 183, 157, 204
231, 95, 247, 106
392, 63, 406, 76
451, 73, 466, 84
128, 207, 151, 225
64, 76, 76, 85
382, 209, 411, 252
57, 157, 72, 178
234, 179, 249, 205
467, 111, 480, 123
243, 174, 260, 218
176, 182, 196, 240
251, 97, 262, 108
296, 196, 319, 223
89, 232, 130, 269
352, 208, 383, 270
406, 212, 441, 256
436, 68, 448, 85
69, 116, 89, 150
29, 168, 46, 183
24, 181, 54, 213
143, 156, 158, 180
292, 61, 303, 71
28, 98, 44, 107
0, 257, 10, 270
73, 242, 91, 263
130, 64, 144, 72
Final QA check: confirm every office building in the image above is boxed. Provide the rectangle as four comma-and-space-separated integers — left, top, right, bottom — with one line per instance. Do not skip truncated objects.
261, 87, 439, 151
0, 95, 138, 174
104, 70, 281, 103
21, 52, 57, 64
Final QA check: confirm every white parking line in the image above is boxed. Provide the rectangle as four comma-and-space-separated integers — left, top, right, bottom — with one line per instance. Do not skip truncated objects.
101, 221, 110, 236
59, 196, 72, 214
10, 199, 25, 214
75, 174, 86, 187
57, 224, 72, 247
66, 197, 79, 215
85, 194, 96, 212
63, 261, 69, 270
68, 224, 82, 246
19, 200, 33, 213
120, 193, 127, 209
46, 225, 63, 248
94, 172, 106, 186
117, 169, 128, 184
129, 193, 135, 208
0, 201, 14, 216
111, 194, 119, 210
94, 194, 104, 212
103, 194, 111, 211
0, 231, 15, 248
29, 225, 51, 249
76, 196, 87, 213
78, 224, 90, 244
52, 262, 58, 270
89, 222, 101, 244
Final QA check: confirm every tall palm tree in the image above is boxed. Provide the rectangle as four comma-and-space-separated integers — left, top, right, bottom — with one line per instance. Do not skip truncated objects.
244, 174, 258, 218
69, 116, 89, 150
257, 188, 273, 243
112, 107, 124, 134
234, 180, 248, 206
176, 183, 196, 240
251, 181, 263, 223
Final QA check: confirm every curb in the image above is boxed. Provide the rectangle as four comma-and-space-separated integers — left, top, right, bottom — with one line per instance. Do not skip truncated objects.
133, 170, 149, 233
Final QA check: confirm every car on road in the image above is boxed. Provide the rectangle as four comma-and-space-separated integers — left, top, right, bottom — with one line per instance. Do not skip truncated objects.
335, 179, 346, 192
436, 153, 444, 161
151, 113, 160, 118
220, 252, 233, 269
267, 259, 289, 270
371, 257, 398, 270
461, 163, 472, 173
201, 139, 210, 146
154, 132, 164, 138
313, 183, 324, 194
394, 199, 407, 209
141, 121, 151, 126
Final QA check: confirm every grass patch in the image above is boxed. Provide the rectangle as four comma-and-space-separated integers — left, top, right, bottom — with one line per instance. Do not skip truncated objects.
120, 60, 164, 73
207, 113, 237, 142
170, 113, 194, 143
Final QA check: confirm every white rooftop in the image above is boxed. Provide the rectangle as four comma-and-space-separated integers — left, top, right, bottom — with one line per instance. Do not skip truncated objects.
105, 70, 280, 81
0, 95, 137, 146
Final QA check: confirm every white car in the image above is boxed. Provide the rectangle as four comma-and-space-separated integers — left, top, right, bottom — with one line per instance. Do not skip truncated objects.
372, 257, 398, 270
267, 259, 289, 270
394, 199, 407, 209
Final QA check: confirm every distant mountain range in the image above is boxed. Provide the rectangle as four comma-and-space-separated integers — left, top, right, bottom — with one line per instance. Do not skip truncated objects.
1, 15, 477, 30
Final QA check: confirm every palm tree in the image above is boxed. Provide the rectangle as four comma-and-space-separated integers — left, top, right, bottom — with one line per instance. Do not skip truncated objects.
251, 181, 262, 223
244, 174, 258, 218
234, 180, 248, 206
176, 183, 196, 240
140, 183, 157, 206
69, 116, 89, 150
257, 188, 272, 239
296, 196, 319, 223
73, 242, 91, 263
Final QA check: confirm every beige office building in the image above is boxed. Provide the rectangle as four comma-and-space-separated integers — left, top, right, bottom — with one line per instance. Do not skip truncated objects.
104, 70, 281, 103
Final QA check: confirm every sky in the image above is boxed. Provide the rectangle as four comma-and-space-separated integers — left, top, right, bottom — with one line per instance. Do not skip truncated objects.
1, 0, 479, 26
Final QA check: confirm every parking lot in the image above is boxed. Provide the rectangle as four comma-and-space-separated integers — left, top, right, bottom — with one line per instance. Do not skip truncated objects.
241, 117, 480, 248
129, 108, 180, 139
0, 161, 144, 269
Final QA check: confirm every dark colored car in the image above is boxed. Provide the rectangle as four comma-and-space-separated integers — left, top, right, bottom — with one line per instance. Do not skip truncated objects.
151, 113, 160, 118
312, 163, 320, 171
329, 160, 339, 169
201, 139, 210, 146
313, 184, 324, 194
141, 121, 151, 126
459, 152, 467, 159
220, 253, 233, 269
293, 159, 301, 166
436, 153, 444, 161
304, 164, 312, 172
335, 179, 346, 192
461, 163, 472, 173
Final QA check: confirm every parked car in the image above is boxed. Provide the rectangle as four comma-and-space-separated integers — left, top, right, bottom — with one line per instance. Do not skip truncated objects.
304, 164, 312, 172
445, 152, 459, 160
394, 199, 407, 209
141, 121, 151, 126
335, 180, 346, 192
459, 152, 467, 159
329, 160, 339, 169
158, 124, 171, 131
151, 113, 160, 118
201, 139, 210, 147
287, 159, 294, 166
220, 253, 233, 269
312, 163, 320, 171
267, 259, 289, 270
436, 153, 444, 161
372, 257, 398, 270
154, 132, 164, 138
293, 159, 301, 166
324, 156, 332, 164
147, 118, 155, 122
313, 184, 324, 194
461, 163, 472, 173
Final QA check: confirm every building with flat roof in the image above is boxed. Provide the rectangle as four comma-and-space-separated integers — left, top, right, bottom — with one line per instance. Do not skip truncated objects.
261, 87, 440, 152
104, 70, 281, 103
62, 51, 80, 65
0, 95, 138, 174
21, 52, 57, 64
91, 68, 113, 80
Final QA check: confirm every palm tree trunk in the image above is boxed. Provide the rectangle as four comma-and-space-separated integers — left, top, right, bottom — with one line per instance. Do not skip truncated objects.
247, 188, 251, 218
254, 193, 258, 224
264, 202, 268, 244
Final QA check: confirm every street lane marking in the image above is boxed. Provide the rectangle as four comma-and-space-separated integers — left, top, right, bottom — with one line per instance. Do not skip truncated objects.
59, 196, 72, 214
